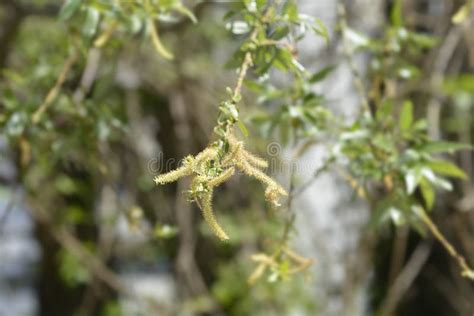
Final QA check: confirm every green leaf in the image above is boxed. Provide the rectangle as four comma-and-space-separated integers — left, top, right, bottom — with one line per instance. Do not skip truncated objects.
399, 100, 413, 131
419, 141, 473, 154
443, 74, 474, 94
389, 207, 406, 226
274, 48, 293, 71
430, 176, 453, 191
148, 20, 174, 60
82, 7, 100, 38
309, 65, 336, 83
312, 18, 329, 44
405, 168, 421, 194
237, 120, 249, 138
452, 3, 472, 24
376, 99, 394, 121
409, 32, 438, 49
283, 0, 298, 22
390, 0, 403, 27
271, 25, 290, 40
59, 0, 82, 21
419, 178, 435, 210
173, 4, 197, 23
426, 160, 468, 179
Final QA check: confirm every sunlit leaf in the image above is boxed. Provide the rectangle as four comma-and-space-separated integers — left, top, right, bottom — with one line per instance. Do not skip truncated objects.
452, 3, 473, 24
390, 0, 403, 27
426, 160, 468, 179
419, 178, 435, 210
389, 207, 406, 226
419, 141, 472, 154
82, 7, 100, 38
173, 4, 197, 23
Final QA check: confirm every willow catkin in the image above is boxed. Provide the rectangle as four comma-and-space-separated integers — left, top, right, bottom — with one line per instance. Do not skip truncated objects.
201, 189, 229, 240
243, 150, 268, 169
236, 158, 287, 206
154, 163, 192, 184
154, 133, 287, 240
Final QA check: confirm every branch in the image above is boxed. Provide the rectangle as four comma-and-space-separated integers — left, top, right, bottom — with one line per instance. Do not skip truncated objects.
31, 53, 78, 124
232, 28, 258, 100
416, 207, 474, 281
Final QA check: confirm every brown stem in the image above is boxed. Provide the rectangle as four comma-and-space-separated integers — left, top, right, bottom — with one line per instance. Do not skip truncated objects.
232, 28, 259, 100
416, 207, 474, 281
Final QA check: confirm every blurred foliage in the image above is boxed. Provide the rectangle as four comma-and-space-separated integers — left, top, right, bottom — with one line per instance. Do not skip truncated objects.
0, 0, 473, 315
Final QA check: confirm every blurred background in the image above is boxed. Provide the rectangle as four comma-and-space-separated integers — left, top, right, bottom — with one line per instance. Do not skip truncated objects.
0, 0, 473, 315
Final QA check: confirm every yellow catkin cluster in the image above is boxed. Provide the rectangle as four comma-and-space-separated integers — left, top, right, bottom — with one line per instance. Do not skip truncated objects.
154, 132, 287, 240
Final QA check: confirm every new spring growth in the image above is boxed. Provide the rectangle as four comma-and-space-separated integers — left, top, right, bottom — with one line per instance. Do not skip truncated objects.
154, 132, 287, 240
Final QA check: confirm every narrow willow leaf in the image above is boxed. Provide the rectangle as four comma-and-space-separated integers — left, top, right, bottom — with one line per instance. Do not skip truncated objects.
309, 65, 335, 83
173, 4, 197, 24
59, 0, 82, 21
405, 169, 420, 194
271, 25, 290, 40
419, 178, 435, 210
390, 0, 403, 27
312, 18, 329, 44
399, 100, 413, 131
237, 120, 249, 138
430, 177, 453, 191
419, 141, 473, 154
426, 160, 468, 179
83, 7, 100, 38
148, 20, 174, 60
452, 4, 471, 24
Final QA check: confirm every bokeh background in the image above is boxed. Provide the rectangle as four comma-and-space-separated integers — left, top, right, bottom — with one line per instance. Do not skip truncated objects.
0, 0, 473, 315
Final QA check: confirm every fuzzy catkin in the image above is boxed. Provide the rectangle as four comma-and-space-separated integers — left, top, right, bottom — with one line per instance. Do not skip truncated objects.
243, 150, 268, 169
237, 159, 287, 206
154, 165, 192, 184
208, 167, 235, 188
154, 132, 287, 240
202, 189, 229, 240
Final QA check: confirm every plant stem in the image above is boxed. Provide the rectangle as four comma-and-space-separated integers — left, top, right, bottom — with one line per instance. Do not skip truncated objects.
417, 207, 474, 281
32, 53, 78, 124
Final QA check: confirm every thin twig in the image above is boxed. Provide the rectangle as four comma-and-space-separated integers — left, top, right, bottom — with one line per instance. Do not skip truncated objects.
416, 207, 474, 281
232, 28, 259, 100
31, 53, 78, 124
336, 1, 371, 116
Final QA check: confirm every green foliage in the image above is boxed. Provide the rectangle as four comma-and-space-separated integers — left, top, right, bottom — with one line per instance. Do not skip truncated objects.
58, 248, 91, 287
1, 1, 473, 315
